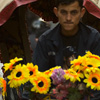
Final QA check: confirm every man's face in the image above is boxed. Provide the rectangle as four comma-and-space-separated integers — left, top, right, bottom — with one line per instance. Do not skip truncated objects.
54, 1, 85, 32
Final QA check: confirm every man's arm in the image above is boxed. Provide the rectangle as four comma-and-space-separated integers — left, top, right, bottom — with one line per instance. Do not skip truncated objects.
32, 39, 50, 72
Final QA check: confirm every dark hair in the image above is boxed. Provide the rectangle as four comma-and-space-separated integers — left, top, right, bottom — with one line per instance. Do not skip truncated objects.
56, 0, 84, 8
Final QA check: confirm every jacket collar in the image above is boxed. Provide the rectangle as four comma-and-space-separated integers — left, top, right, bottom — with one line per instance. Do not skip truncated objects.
79, 22, 90, 44
46, 22, 90, 49
46, 23, 62, 48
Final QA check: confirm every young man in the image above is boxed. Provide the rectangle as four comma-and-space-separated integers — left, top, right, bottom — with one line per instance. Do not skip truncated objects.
33, 0, 100, 70
33, 0, 100, 99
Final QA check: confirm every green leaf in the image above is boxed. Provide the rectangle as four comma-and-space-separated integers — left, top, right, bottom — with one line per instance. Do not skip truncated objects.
68, 87, 82, 100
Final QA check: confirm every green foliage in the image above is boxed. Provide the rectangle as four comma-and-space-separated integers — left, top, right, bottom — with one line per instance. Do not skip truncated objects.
68, 87, 82, 100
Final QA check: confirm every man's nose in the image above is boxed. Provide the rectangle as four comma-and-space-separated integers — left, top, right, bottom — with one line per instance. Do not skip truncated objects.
66, 13, 71, 21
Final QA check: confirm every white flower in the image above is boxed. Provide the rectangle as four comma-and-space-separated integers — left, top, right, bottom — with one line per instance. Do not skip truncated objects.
0, 63, 3, 77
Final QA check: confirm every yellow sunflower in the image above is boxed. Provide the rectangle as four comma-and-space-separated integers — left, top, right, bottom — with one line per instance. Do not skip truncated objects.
10, 57, 23, 63
0, 78, 6, 97
85, 51, 100, 61
4, 57, 23, 72
64, 68, 84, 83
49, 66, 61, 71
30, 72, 51, 94
84, 71, 100, 90
70, 56, 86, 71
4, 63, 14, 72
83, 57, 100, 73
44, 66, 61, 77
7, 64, 29, 88
26, 63, 38, 79
44, 70, 52, 77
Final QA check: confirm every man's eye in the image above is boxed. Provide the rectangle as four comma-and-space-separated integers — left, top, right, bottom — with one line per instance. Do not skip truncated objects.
71, 11, 78, 15
60, 10, 67, 15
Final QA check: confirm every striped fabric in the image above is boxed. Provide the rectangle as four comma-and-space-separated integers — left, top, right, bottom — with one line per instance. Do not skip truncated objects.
0, 0, 37, 26
84, 0, 100, 19
0, 0, 13, 12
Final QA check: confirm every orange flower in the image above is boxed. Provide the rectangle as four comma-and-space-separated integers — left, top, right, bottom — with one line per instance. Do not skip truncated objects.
7, 64, 29, 88
26, 63, 38, 79
44, 66, 61, 76
83, 57, 100, 73
64, 69, 84, 83
0, 78, 6, 97
85, 51, 100, 61
4, 57, 23, 72
30, 72, 51, 94
84, 71, 100, 90
71, 56, 86, 71
4, 63, 13, 72
10, 57, 23, 63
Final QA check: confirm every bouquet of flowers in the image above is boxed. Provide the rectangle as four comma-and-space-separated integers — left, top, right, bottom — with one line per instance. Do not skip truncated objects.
0, 51, 100, 100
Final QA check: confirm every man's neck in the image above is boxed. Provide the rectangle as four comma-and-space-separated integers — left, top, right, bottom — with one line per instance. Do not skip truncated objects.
61, 26, 79, 37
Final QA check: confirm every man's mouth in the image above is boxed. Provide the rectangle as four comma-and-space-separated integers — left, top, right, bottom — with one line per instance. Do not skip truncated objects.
64, 22, 73, 24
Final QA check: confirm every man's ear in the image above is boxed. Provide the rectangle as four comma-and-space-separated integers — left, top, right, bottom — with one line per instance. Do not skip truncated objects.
53, 7, 58, 17
81, 7, 86, 18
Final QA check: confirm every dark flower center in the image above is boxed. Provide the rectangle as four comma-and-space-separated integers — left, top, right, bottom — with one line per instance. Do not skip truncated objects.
98, 66, 100, 69
38, 81, 44, 87
16, 72, 22, 77
80, 63, 82, 66
30, 71, 33, 75
70, 71, 74, 74
92, 77, 98, 83
87, 65, 93, 67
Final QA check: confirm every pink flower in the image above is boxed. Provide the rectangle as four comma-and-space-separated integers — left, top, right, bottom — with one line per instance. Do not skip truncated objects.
52, 82, 70, 100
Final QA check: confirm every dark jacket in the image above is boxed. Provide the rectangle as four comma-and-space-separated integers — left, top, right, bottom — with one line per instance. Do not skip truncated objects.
33, 22, 100, 100
33, 22, 100, 71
